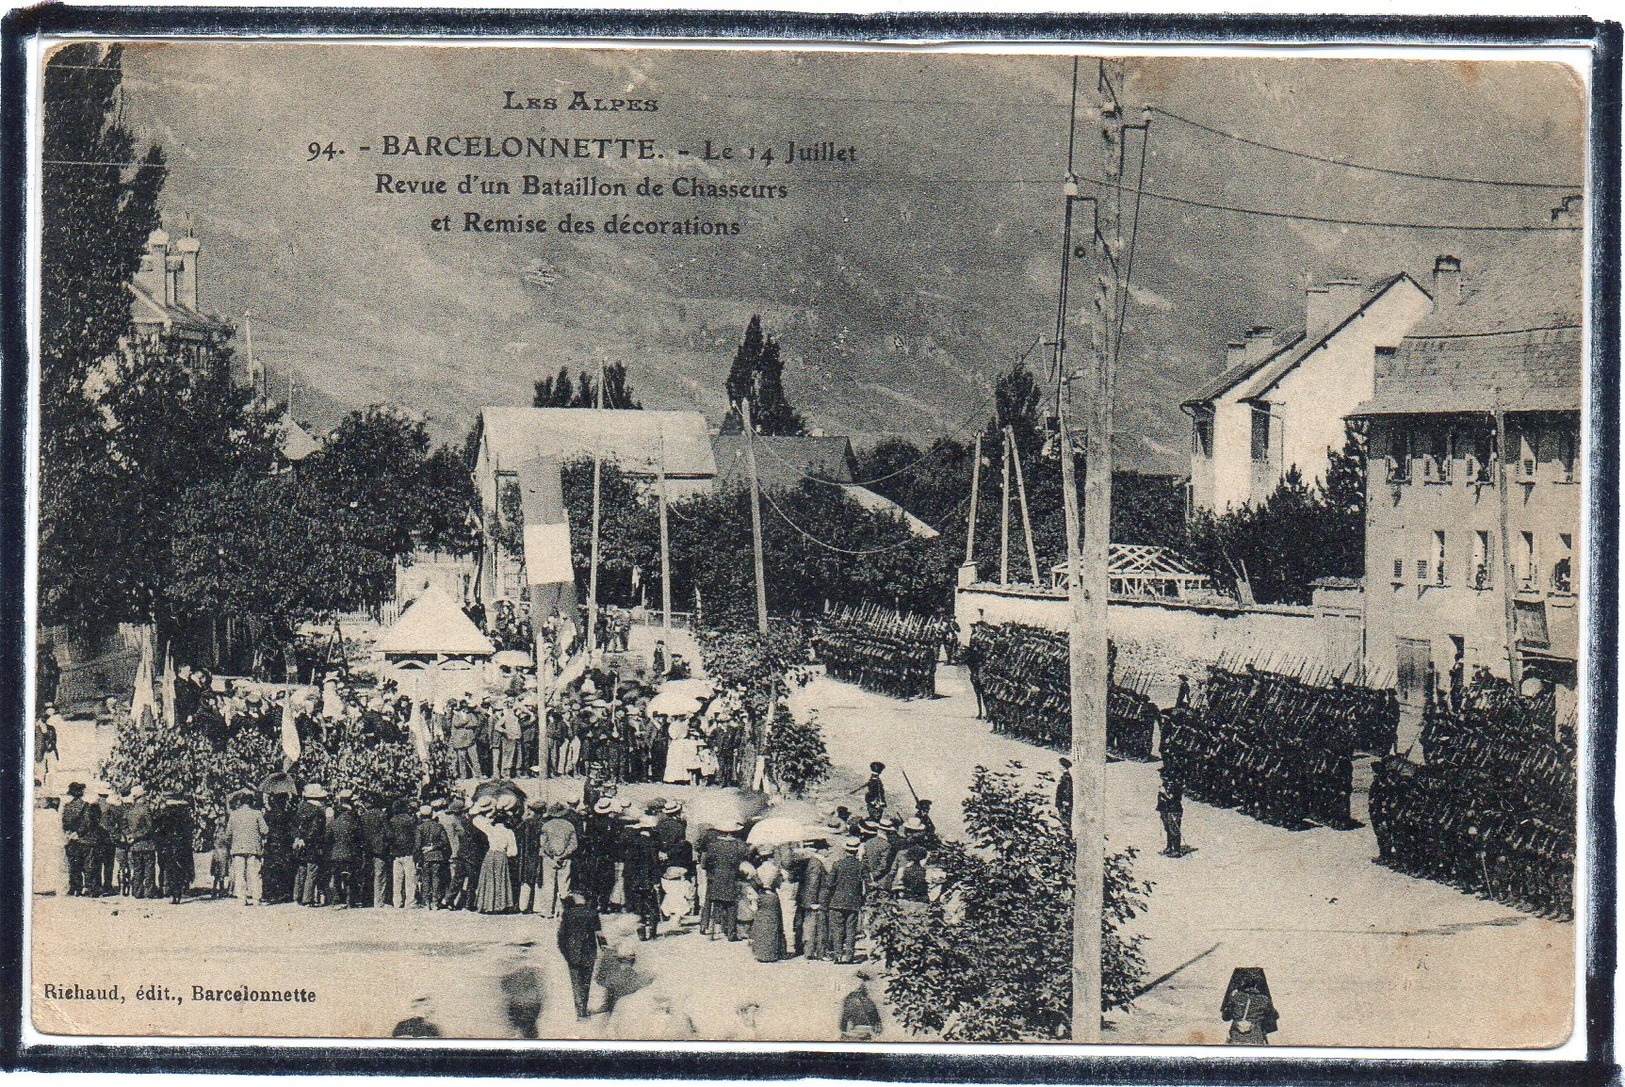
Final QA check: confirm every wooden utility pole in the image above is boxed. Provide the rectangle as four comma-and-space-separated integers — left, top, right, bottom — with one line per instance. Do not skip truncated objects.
586, 359, 605, 650
965, 431, 984, 567
741, 398, 770, 634
1056, 55, 1130, 1045
1007, 424, 1042, 584
1492, 388, 1522, 688
658, 430, 672, 631
999, 438, 1012, 585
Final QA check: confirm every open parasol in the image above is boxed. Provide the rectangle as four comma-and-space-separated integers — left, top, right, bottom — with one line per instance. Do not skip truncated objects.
746, 816, 820, 848
258, 771, 298, 797
493, 649, 533, 669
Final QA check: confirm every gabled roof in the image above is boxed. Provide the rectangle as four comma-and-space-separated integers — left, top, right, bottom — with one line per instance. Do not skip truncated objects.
1231, 273, 1427, 403
712, 435, 855, 491
1181, 332, 1301, 408
1352, 231, 1582, 418
479, 407, 716, 479
278, 415, 322, 463
128, 281, 230, 336
840, 484, 939, 539
377, 586, 495, 656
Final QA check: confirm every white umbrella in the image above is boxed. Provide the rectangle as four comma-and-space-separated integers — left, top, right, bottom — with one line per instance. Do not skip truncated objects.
647, 689, 705, 716
494, 649, 532, 669
746, 816, 819, 848
658, 678, 714, 700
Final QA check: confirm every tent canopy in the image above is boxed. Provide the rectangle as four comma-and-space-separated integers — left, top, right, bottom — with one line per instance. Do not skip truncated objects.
377, 586, 496, 657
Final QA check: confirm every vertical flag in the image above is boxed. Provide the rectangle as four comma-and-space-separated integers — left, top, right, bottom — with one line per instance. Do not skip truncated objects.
130, 626, 157, 726
160, 641, 177, 728
280, 693, 302, 766
408, 696, 431, 766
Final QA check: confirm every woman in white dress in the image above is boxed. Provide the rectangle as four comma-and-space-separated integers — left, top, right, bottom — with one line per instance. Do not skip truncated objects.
663, 714, 702, 785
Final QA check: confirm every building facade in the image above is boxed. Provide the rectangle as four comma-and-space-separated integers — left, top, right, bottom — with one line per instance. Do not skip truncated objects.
1184, 271, 1435, 512
1353, 211, 1582, 737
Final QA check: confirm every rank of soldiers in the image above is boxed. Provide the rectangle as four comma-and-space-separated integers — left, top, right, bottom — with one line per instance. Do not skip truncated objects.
1159, 663, 1398, 830
1369, 679, 1575, 919
813, 603, 949, 701
966, 622, 1158, 760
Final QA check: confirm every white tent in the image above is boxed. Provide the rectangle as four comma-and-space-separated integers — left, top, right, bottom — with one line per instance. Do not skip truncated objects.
377, 586, 495, 701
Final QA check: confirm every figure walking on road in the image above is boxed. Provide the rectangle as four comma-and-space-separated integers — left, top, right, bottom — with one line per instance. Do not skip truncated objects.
1157, 778, 1187, 857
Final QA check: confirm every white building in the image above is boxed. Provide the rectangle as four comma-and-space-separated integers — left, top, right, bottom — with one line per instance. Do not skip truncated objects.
1183, 269, 1437, 512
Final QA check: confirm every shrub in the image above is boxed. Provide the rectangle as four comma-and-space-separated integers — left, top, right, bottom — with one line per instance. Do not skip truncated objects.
763, 703, 832, 798
875, 761, 1152, 1041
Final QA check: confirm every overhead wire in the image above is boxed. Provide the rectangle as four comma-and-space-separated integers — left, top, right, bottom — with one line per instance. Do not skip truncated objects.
1150, 104, 1582, 190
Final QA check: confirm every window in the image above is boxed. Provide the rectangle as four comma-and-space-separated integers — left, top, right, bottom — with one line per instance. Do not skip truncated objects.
1433, 531, 1448, 585
1472, 531, 1493, 590
1552, 533, 1573, 594
1421, 430, 1449, 483
1556, 424, 1578, 482
1520, 531, 1536, 590
1193, 411, 1214, 458
1250, 404, 1272, 464
1518, 432, 1537, 481
1386, 428, 1411, 484
1464, 426, 1495, 484
1416, 558, 1430, 582
1393, 558, 1406, 582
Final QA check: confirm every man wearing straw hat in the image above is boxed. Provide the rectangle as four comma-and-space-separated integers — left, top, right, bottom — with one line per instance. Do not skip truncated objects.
702, 820, 749, 941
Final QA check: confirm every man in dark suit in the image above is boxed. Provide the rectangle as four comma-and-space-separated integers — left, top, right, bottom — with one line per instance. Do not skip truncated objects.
327, 790, 365, 907
60, 782, 93, 896
556, 893, 603, 1019
826, 837, 867, 964
795, 842, 831, 959
702, 820, 749, 941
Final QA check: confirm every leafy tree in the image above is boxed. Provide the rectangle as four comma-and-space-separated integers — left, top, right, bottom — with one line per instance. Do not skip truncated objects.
561, 459, 660, 605
696, 626, 811, 730
39, 44, 163, 629
875, 762, 1153, 1041
763, 703, 832, 797
723, 316, 806, 435
534, 360, 642, 409
40, 44, 165, 430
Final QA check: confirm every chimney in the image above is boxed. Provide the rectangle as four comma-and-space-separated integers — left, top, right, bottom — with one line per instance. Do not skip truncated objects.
1432, 255, 1462, 305
1307, 279, 1363, 331
134, 229, 170, 305
1244, 325, 1276, 365
174, 235, 200, 311
1226, 340, 1247, 370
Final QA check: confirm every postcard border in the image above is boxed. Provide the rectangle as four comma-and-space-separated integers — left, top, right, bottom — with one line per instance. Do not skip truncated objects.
0, 8, 1618, 1084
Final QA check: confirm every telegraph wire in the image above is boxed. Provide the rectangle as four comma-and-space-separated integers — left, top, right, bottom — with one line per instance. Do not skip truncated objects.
1150, 105, 1582, 190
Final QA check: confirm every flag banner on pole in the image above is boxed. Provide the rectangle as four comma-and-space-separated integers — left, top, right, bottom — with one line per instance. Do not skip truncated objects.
160, 641, 177, 729
408, 697, 432, 765
280, 696, 302, 765
522, 521, 574, 584
130, 626, 157, 726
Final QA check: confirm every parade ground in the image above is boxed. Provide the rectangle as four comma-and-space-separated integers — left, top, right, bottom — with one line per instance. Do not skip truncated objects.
30, 628, 1574, 1047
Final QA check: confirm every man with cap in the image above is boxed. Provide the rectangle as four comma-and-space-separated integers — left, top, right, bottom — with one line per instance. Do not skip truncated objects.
1056, 758, 1074, 830
328, 789, 365, 907
60, 782, 93, 896
913, 799, 938, 845
126, 785, 157, 898
826, 837, 867, 964
861, 762, 887, 821
292, 784, 330, 906
702, 820, 749, 941
416, 802, 450, 908
88, 786, 118, 896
